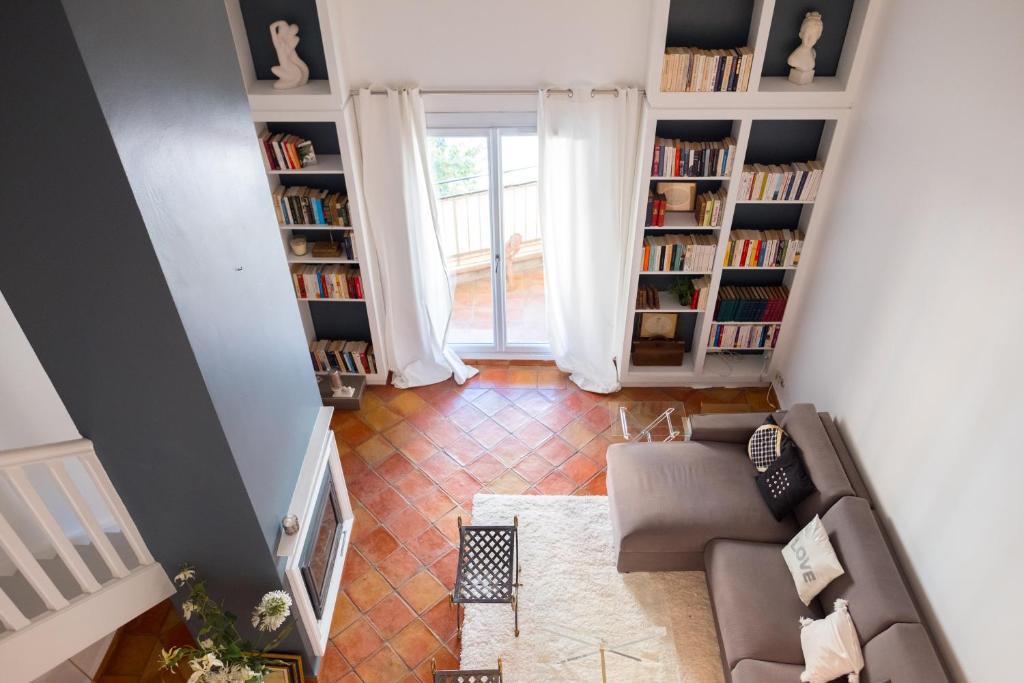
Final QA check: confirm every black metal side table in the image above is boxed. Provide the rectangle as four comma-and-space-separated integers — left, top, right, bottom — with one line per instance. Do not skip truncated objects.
451, 516, 521, 638
432, 657, 502, 683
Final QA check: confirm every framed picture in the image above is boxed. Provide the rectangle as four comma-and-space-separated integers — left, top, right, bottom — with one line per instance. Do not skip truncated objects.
254, 653, 304, 683
639, 312, 678, 340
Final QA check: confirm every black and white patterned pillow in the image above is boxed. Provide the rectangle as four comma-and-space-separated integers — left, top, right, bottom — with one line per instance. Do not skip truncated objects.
755, 447, 815, 521
748, 415, 785, 472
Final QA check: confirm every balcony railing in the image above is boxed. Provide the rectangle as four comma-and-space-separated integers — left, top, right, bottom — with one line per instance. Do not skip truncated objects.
438, 181, 540, 271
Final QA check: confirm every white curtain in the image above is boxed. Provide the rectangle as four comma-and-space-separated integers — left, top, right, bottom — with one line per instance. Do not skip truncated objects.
538, 88, 644, 393
353, 88, 477, 388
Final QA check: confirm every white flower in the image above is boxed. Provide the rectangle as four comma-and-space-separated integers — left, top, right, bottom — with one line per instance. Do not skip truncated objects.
186, 652, 224, 683
199, 638, 214, 650
251, 590, 292, 632
182, 600, 196, 620
159, 647, 182, 670
174, 566, 196, 585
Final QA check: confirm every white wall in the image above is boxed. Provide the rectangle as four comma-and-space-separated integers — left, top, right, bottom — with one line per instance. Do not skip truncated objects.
0, 291, 79, 450
332, 0, 652, 90
775, 1, 1024, 680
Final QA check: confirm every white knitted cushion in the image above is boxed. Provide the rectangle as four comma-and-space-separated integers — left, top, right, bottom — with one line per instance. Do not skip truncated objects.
799, 599, 865, 682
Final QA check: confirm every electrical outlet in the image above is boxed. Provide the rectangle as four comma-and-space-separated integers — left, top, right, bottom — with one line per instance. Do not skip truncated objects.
773, 372, 785, 389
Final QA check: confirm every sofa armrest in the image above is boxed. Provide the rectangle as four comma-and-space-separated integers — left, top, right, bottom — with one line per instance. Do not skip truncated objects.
689, 411, 776, 443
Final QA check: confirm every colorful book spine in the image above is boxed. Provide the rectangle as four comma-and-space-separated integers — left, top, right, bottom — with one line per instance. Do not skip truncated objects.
723, 230, 804, 268
708, 323, 781, 350
290, 265, 362, 300
714, 286, 790, 322
651, 137, 737, 177
273, 187, 350, 226
739, 162, 824, 201
310, 339, 377, 375
259, 132, 318, 171
660, 47, 754, 93
641, 235, 717, 272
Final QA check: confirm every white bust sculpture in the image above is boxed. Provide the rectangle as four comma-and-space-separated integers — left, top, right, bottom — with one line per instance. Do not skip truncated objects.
269, 20, 310, 90
787, 11, 823, 85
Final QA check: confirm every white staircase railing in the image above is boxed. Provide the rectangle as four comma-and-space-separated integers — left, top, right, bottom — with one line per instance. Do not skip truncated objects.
0, 439, 174, 682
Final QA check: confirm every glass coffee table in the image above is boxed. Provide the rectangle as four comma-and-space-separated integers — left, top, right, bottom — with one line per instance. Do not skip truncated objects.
535, 621, 670, 682
605, 400, 690, 443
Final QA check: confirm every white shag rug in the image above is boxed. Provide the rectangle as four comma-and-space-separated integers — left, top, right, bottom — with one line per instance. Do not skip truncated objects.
460, 495, 724, 683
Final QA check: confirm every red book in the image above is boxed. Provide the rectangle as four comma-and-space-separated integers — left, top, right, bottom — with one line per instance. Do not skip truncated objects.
354, 275, 364, 299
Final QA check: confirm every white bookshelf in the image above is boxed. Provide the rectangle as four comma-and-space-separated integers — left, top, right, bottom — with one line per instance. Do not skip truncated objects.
644, 0, 884, 109
264, 154, 344, 175
618, 108, 850, 387
225, 1, 388, 385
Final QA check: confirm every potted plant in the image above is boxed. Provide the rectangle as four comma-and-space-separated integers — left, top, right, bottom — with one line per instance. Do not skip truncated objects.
160, 565, 296, 683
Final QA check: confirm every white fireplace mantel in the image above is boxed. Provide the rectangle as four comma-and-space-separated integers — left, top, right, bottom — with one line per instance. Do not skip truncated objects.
276, 406, 354, 656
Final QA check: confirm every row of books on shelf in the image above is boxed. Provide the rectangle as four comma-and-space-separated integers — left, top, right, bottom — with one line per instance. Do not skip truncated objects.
636, 276, 711, 311
310, 339, 377, 375
290, 265, 363, 300
661, 47, 754, 93
725, 230, 804, 268
258, 131, 317, 170
272, 186, 350, 226
709, 323, 781, 350
642, 234, 716, 273
740, 162, 824, 202
715, 286, 789, 322
695, 188, 728, 226
651, 137, 736, 178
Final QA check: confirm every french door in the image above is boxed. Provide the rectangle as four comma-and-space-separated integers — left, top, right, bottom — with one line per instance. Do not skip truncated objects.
428, 126, 547, 356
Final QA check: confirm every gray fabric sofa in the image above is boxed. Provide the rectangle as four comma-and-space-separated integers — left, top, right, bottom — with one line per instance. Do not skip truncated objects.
606, 403, 949, 682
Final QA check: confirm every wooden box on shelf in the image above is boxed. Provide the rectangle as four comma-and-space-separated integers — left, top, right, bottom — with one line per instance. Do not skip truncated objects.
631, 339, 686, 366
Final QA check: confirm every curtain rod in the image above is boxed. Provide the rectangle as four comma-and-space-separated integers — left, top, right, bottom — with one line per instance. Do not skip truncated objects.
349, 87, 643, 97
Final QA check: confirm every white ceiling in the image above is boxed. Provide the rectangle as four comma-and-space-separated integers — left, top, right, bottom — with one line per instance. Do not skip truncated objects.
331, 0, 654, 90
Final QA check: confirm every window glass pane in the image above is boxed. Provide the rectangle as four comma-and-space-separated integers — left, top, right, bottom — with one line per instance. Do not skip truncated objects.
501, 134, 546, 345
429, 135, 493, 345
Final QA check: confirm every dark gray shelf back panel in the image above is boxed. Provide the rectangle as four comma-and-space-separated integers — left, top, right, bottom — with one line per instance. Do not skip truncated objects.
655, 120, 736, 142
278, 174, 346, 193
666, 0, 755, 49
745, 119, 826, 164
310, 302, 371, 341
732, 203, 806, 227
240, 0, 328, 81
720, 269, 788, 287
265, 121, 339, 155
762, 0, 856, 78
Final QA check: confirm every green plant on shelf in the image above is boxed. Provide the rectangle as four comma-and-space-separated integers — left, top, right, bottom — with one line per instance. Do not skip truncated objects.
669, 277, 695, 307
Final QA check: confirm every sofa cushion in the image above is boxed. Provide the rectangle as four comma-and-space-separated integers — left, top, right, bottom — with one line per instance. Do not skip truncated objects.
731, 659, 805, 683
706, 539, 821, 668
819, 497, 920, 643
781, 404, 855, 524
688, 411, 776, 443
861, 623, 949, 683
607, 441, 797, 558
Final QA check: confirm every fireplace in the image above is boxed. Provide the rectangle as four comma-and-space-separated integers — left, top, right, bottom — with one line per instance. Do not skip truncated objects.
299, 469, 345, 619
276, 408, 354, 656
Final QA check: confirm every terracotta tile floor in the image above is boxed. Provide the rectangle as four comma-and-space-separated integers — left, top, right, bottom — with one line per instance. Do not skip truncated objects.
92, 599, 195, 683
322, 363, 776, 682
450, 260, 547, 345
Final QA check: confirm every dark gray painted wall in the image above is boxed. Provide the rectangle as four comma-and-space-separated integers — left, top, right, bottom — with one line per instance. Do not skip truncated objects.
1, 0, 321, 666
60, 0, 323, 556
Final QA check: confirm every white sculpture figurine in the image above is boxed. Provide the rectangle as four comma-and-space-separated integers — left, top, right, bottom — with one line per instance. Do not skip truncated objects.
269, 20, 309, 90
787, 11, 823, 85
